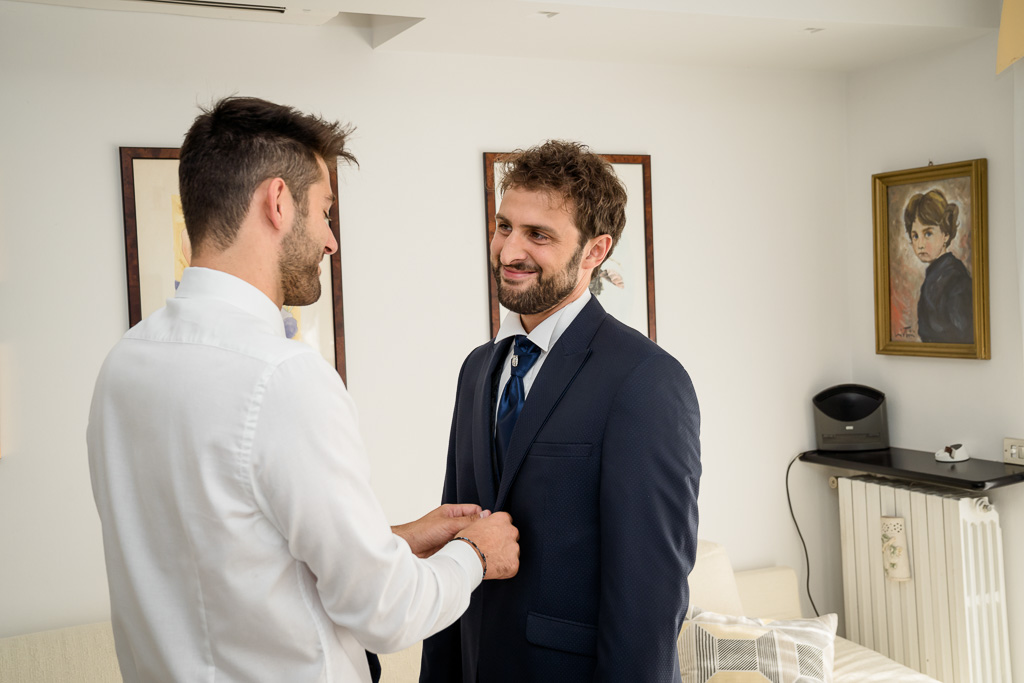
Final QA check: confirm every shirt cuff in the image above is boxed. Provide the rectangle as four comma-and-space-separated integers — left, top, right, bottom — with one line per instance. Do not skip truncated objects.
436, 538, 484, 589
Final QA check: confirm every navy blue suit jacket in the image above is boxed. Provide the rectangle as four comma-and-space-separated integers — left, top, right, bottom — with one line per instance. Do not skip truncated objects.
421, 297, 701, 683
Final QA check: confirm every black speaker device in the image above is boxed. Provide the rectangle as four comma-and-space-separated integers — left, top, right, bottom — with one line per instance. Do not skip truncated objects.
812, 384, 889, 452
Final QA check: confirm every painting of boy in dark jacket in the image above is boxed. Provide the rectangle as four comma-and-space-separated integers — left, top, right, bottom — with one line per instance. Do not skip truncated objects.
903, 189, 973, 343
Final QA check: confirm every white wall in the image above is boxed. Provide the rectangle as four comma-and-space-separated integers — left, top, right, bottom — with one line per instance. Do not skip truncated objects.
2, 0, 851, 636
846, 33, 1024, 679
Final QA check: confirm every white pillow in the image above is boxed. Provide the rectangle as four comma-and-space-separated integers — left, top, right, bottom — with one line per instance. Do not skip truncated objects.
686, 540, 745, 618
678, 608, 838, 683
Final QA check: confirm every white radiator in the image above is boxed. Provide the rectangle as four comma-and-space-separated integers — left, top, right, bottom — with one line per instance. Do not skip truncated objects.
837, 476, 1012, 683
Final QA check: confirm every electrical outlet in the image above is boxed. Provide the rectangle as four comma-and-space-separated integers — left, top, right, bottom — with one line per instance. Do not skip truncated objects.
1003, 438, 1024, 465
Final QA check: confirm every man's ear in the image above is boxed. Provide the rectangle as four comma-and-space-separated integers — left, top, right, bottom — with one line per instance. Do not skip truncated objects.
581, 234, 613, 271
262, 178, 290, 232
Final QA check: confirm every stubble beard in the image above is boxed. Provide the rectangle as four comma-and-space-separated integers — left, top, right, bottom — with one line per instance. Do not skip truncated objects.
280, 206, 323, 308
492, 245, 584, 315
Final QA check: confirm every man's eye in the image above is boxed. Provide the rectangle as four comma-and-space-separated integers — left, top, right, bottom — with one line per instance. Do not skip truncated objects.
324, 213, 332, 226
497, 223, 511, 233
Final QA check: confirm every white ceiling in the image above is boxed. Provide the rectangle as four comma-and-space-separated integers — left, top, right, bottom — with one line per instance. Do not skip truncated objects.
14, 0, 1003, 72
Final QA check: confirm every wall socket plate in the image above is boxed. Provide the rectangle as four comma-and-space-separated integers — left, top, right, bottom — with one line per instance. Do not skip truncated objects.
1003, 438, 1024, 465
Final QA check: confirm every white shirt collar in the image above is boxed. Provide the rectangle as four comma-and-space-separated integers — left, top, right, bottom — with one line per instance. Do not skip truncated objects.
494, 288, 592, 353
175, 267, 286, 337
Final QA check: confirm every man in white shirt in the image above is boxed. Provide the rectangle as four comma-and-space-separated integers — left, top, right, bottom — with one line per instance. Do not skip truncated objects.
87, 96, 519, 683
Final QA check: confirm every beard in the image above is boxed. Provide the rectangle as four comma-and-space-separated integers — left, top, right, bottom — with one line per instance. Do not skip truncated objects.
279, 207, 323, 307
492, 245, 583, 315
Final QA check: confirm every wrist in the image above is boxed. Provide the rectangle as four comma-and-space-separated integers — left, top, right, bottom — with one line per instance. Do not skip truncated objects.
450, 536, 486, 580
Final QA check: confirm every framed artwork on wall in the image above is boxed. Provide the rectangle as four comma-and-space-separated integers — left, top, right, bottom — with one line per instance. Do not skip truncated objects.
483, 152, 656, 340
872, 158, 989, 360
118, 146, 348, 381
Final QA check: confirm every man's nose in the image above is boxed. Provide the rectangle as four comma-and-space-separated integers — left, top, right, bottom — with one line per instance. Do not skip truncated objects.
500, 229, 528, 263
324, 228, 339, 255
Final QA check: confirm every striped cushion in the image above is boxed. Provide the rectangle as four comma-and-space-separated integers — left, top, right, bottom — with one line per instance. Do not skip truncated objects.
678, 608, 837, 682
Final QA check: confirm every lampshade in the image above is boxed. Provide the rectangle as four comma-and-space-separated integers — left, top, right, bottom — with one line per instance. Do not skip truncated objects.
998, 0, 1024, 73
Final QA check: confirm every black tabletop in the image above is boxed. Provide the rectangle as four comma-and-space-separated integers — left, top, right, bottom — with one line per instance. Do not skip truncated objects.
799, 447, 1024, 490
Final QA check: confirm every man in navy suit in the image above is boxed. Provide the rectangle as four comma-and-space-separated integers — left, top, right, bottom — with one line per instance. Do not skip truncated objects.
420, 140, 701, 682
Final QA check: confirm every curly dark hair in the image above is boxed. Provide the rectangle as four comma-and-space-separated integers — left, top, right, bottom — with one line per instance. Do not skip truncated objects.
179, 96, 356, 255
497, 140, 627, 267
904, 189, 959, 247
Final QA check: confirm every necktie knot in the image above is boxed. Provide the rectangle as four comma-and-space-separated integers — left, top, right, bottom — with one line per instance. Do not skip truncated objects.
510, 336, 541, 378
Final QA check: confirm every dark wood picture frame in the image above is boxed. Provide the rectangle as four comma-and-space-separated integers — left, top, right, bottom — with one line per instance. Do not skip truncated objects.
872, 158, 989, 360
483, 152, 656, 341
119, 146, 348, 381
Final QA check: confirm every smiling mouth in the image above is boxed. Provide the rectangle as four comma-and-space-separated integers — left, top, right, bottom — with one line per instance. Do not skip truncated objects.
502, 267, 537, 281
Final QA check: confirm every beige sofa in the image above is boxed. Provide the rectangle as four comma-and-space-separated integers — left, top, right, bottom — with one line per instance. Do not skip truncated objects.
0, 540, 938, 682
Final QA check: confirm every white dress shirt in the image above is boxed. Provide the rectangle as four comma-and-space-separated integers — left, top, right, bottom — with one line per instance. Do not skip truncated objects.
87, 267, 481, 683
494, 289, 592, 414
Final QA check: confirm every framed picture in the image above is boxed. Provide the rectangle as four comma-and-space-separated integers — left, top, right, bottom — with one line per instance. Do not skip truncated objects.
119, 147, 348, 381
872, 159, 989, 359
483, 152, 656, 340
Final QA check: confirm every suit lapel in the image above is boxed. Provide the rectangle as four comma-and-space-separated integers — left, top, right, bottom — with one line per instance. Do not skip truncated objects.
494, 298, 607, 510
471, 337, 512, 511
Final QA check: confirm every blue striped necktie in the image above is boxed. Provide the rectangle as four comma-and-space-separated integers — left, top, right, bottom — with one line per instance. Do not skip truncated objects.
494, 335, 542, 475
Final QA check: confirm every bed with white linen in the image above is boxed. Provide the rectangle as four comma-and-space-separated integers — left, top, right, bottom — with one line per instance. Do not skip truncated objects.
687, 539, 940, 683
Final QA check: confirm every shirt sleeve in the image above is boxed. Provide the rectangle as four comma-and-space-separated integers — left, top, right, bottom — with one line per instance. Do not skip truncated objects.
247, 351, 481, 654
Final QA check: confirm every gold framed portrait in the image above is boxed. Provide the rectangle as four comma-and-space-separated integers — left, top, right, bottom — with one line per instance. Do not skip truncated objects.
872, 159, 989, 359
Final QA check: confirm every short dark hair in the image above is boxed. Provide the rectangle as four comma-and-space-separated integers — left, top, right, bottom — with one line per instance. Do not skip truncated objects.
179, 96, 355, 255
498, 140, 627, 267
904, 189, 959, 246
